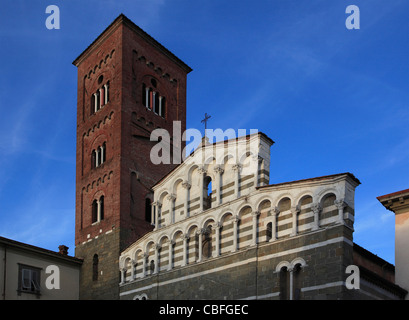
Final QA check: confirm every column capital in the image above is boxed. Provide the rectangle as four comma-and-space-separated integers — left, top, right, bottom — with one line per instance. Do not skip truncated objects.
232, 215, 240, 224
334, 199, 347, 209
198, 167, 207, 175
182, 181, 191, 189
291, 205, 301, 214
214, 166, 224, 174
311, 203, 321, 213
272, 206, 280, 215
252, 210, 261, 217
167, 194, 176, 201
214, 222, 223, 230
232, 164, 242, 171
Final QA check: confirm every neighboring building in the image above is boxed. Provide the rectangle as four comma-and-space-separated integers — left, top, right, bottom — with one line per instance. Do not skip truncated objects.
0, 236, 82, 300
72, 14, 407, 300
378, 189, 409, 300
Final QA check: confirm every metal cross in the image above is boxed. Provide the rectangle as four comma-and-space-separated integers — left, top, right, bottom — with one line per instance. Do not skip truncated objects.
201, 113, 211, 131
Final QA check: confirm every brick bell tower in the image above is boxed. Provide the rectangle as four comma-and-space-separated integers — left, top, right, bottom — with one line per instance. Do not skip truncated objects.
73, 14, 191, 299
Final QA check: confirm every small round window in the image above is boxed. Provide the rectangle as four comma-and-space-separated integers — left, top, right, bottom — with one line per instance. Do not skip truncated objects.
151, 78, 157, 88
98, 75, 104, 84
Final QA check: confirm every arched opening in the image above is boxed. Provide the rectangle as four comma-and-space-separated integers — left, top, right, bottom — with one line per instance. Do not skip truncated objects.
92, 200, 98, 223
279, 266, 290, 300
266, 222, 272, 242
99, 196, 104, 221
202, 225, 213, 259
293, 263, 302, 300
203, 176, 212, 210
160, 97, 166, 118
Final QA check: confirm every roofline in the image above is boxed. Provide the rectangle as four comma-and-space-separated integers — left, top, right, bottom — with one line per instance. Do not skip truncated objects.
377, 188, 409, 201
256, 172, 361, 189
72, 13, 192, 73
0, 236, 83, 265
152, 131, 274, 188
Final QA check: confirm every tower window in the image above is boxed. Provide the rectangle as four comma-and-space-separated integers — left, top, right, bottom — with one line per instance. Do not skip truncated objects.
91, 81, 110, 115
92, 195, 105, 224
92, 142, 106, 169
142, 82, 166, 118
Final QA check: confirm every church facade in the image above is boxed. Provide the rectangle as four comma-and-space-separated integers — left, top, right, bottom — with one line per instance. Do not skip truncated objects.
73, 14, 407, 300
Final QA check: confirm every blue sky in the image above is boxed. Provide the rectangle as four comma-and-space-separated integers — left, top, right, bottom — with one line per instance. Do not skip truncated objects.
0, 0, 408, 264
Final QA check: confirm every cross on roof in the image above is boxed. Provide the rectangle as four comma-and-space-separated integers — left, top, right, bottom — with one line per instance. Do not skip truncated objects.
201, 113, 211, 131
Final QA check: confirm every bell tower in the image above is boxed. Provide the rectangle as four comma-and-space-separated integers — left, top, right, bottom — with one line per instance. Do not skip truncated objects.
73, 14, 191, 299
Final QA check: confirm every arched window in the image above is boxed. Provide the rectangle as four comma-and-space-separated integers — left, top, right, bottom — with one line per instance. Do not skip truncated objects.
149, 260, 155, 275
93, 254, 99, 281
160, 97, 166, 118
92, 200, 98, 223
202, 226, 212, 259
203, 176, 212, 210
279, 266, 290, 300
91, 150, 96, 169
92, 196, 104, 224
266, 222, 272, 242
293, 263, 302, 300
99, 196, 104, 221
154, 93, 160, 114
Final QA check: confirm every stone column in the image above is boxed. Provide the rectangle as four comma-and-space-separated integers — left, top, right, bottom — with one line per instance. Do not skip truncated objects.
214, 223, 222, 258
131, 260, 136, 280
145, 87, 150, 109
100, 87, 104, 108
198, 167, 207, 211
97, 198, 102, 222
232, 215, 240, 252
159, 96, 163, 116
154, 244, 161, 274
120, 268, 126, 284
251, 211, 260, 246
334, 199, 347, 225
142, 253, 148, 277
288, 267, 294, 301
168, 240, 175, 271
214, 166, 224, 205
104, 83, 109, 104
167, 194, 176, 224
182, 234, 189, 267
197, 229, 204, 262
151, 202, 156, 227
155, 202, 162, 230
182, 181, 191, 217
291, 205, 301, 236
312, 203, 321, 231
272, 207, 280, 241
93, 93, 98, 113
232, 164, 242, 198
